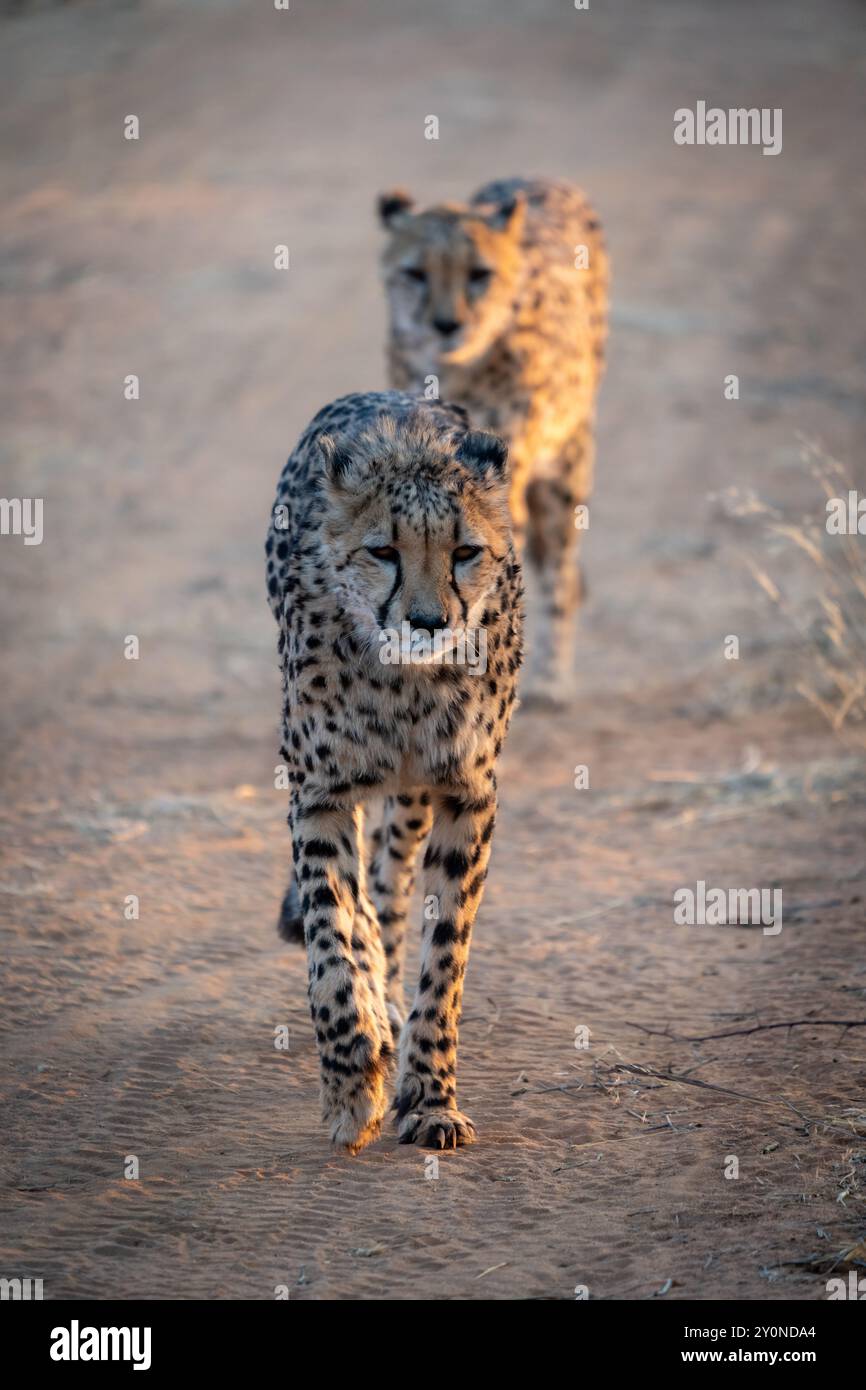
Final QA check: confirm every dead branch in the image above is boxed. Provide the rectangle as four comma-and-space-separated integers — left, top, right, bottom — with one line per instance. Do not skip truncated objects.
599, 1061, 768, 1106
627, 1019, 866, 1043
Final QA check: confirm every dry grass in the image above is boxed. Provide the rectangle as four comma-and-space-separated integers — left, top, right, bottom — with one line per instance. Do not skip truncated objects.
717, 439, 866, 736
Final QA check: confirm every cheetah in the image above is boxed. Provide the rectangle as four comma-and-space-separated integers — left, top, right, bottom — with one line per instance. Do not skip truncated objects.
378, 176, 608, 704
265, 391, 524, 1153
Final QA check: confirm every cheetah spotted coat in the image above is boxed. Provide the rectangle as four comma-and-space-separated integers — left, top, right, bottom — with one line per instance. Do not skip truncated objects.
382, 176, 608, 703
265, 391, 524, 1152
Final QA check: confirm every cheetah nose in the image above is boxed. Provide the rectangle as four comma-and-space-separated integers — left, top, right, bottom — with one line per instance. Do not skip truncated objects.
433, 317, 462, 337
408, 611, 448, 635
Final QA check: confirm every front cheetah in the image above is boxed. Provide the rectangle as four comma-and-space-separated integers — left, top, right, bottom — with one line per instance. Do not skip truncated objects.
265, 391, 524, 1153
379, 176, 608, 704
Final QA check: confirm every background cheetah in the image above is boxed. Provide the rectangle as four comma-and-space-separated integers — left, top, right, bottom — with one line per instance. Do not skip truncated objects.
265, 391, 524, 1152
379, 176, 608, 704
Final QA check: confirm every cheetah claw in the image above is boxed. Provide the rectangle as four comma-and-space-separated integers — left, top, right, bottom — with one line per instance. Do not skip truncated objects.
397, 1107, 477, 1149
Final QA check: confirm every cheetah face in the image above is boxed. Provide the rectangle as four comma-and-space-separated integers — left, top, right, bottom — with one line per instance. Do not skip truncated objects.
378, 190, 526, 374
319, 417, 511, 665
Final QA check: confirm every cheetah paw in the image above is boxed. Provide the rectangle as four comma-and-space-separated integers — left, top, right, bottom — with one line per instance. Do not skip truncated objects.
327, 1083, 387, 1155
397, 1107, 477, 1150
323, 1041, 389, 1155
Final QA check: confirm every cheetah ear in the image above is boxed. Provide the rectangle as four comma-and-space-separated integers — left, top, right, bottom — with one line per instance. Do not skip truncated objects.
485, 190, 527, 238
378, 188, 415, 228
456, 430, 509, 484
318, 433, 360, 493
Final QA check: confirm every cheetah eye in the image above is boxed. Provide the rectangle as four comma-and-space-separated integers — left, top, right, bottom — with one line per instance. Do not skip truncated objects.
367, 545, 400, 563
468, 267, 492, 285
403, 267, 427, 284
453, 544, 482, 564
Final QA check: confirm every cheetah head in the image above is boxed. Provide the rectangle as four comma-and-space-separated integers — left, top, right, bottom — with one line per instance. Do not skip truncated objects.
378, 189, 527, 374
318, 413, 512, 669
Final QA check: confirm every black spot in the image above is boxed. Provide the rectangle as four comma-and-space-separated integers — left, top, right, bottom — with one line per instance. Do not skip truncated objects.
442, 849, 470, 880
432, 919, 458, 946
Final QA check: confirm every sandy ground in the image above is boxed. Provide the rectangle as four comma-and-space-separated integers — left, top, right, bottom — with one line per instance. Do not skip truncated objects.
2, 0, 865, 1301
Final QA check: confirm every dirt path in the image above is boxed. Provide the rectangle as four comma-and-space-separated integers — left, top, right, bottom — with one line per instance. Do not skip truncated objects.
2, 0, 865, 1300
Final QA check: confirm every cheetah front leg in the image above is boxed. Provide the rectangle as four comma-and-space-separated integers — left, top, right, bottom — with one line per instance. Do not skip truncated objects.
368, 790, 433, 1038
292, 795, 390, 1154
394, 781, 497, 1149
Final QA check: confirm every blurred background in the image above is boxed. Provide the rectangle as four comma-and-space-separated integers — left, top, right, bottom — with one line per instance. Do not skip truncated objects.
1, 0, 865, 1301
